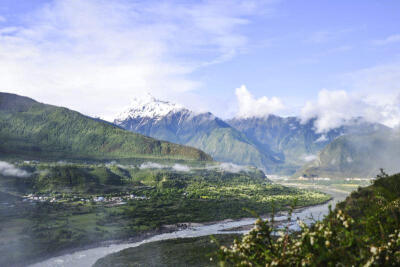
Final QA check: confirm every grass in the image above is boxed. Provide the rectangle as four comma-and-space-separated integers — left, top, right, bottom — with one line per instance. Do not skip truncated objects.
94, 234, 240, 267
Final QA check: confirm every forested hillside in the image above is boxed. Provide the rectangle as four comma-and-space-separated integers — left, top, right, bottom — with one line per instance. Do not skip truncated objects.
0, 93, 211, 162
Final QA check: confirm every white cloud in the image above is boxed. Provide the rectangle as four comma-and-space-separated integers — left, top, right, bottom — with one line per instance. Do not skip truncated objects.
314, 134, 328, 143
235, 85, 284, 118
172, 164, 191, 172
301, 62, 400, 133
301, 89, 400, 133
0, 161, 31, 177
139, 162, 191, 172
220, 162, 249, 173
139, 162, 165, 169
207, 162, 250, 173
0, 16, 6, 22
302, 154, 317, 162
372, 34, 400, 46
0, 0, 273, 120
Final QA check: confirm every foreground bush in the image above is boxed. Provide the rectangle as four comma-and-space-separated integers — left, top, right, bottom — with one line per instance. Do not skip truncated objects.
217, 172, 400, 266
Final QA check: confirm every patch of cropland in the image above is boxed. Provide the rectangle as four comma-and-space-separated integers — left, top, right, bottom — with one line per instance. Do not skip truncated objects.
0, 161, 329, 266
94, 234, 239, 267
0, 92, 211, 163
217, 172, 400, 266
272, 176, 372, 193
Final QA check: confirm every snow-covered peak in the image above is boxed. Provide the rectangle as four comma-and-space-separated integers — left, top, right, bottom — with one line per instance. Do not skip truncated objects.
114, 93, 186, 121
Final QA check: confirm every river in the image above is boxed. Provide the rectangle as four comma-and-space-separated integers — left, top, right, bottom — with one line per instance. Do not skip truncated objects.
30, 186, 348, 267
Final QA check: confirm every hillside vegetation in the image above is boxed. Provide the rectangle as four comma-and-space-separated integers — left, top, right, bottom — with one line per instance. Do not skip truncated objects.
94, 235, 239, 267
0, 161, 329, 266
218, 171, 400, 266
0, 93, 211, 162
116, 108, 279, 172
228, 116, 388, 175
296, 129, 400, 178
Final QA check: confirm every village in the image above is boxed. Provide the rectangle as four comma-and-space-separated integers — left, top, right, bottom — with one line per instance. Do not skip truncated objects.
22, 193, 149, 205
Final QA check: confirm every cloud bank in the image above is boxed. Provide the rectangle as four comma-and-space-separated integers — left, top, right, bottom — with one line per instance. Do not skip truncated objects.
235, 85, 284, 118
0, 0, 271, 120
206, 162, 250, 173
139, 162, 191, 172
302, 154, 318, 162
219, 162, 250, 173
0, 161, 31, 177
301, 89, 400, 133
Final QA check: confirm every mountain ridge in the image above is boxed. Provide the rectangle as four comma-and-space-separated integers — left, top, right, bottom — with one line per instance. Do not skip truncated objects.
114, 95, 392, 175
0, 92, 212, 162
114, 96, 279, 171
295, 128, 400, 178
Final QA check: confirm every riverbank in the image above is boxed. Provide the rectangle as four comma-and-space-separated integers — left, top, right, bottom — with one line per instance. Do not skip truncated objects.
94, 234, 240, 267
30, 185, 346, 267
1, 166, 330, 267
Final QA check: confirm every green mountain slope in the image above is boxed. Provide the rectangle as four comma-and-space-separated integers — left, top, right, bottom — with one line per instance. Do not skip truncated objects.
114, 99, 280, 171
0, 92, 211, 162
186, 127, 279, 169
228, 116, 388, 174
295, 129, 400, 178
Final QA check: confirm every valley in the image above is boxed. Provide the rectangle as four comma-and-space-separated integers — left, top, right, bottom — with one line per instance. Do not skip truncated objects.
32, 183, 347, 267
114, 95, 399, 177
0, 161, 329, 266
1, 2, 399, 266
0, 93, 398, 266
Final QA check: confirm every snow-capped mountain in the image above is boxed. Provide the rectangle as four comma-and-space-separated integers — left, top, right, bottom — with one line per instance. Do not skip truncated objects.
113, 95, 279, 172
113, 94, 389, 175
114, 94, 186, 122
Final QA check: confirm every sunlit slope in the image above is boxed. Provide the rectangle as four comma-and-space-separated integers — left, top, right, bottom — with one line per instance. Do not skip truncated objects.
116, 107, 279, 171
228, 116, 388, 174
0, 92, 212, 162
295, 129, 400, 178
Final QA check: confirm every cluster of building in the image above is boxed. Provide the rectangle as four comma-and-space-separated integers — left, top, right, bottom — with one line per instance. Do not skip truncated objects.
23, 194, 57, 202
22, 193, 149, 205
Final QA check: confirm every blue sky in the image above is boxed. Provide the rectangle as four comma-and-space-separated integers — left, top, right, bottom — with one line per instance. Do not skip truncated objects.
0, 0, 399, 131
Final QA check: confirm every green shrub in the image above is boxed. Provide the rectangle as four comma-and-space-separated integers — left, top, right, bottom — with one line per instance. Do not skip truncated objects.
217, 173, 400, 266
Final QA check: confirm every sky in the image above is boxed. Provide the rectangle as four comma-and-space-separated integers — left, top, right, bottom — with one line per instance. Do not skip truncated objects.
0, 0, 399, 132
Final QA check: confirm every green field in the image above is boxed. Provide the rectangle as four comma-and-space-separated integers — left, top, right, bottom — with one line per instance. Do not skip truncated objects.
0, 161, 329, 266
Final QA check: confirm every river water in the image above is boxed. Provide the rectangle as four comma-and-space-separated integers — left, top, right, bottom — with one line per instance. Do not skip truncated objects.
30, 187, 348, 267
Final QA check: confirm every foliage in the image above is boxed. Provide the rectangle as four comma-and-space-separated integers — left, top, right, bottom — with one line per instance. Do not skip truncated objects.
0, 162, 329, 266
116, 108, 279, 173
217, 172, 400, 266
296, 130, 400, 178
0, 92, 211, 162
94, 235, 239, 267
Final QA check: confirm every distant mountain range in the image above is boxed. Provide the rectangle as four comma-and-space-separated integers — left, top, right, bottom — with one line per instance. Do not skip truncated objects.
228, 116, 389, 174
114, 94, 279, 170
2, 92, 397, 178
295, 128, 400, 178
0, 92, 211, 163
114, 95, 396, 176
